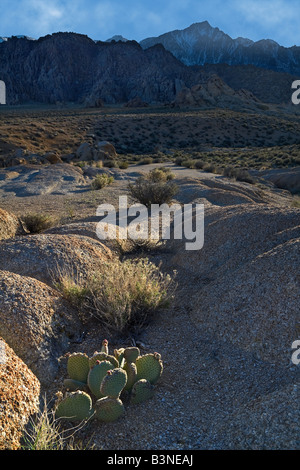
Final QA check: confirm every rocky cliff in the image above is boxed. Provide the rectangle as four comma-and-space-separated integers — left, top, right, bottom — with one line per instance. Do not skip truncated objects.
0, 30, 297, 106
0, 33, 189, 105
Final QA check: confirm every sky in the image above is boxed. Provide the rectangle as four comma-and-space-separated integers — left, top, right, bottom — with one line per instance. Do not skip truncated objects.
0, 0, 300, 47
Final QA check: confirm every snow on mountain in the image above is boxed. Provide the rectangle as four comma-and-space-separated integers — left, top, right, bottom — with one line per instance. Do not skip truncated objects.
140, 21, 300, 74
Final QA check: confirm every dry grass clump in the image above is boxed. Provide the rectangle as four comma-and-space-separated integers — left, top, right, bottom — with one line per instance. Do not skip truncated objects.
21, 397, 91, 450
23, 213, 55, 233
55, 257, 175, 334
115, 237, 168, 257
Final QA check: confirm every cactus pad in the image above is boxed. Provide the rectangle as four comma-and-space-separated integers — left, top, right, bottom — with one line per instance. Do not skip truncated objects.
87, 360, 114, 398
55, 391, 93, 422
123, 347, 140, 363
89, 352, 118, 369
123, 361, 137, 391
130, 379, 155, 404
100, 368, 127, 398
114, 348, 125, 367
67, 352, 89, 383
135, 353, 163, 384
95, 397, 125, 422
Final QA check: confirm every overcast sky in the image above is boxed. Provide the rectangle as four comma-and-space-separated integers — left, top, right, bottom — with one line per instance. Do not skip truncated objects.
0, 0, 299, 47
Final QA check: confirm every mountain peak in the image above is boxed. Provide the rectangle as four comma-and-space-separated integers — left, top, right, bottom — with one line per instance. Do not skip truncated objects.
140, 21, 300, 73
105, 35, 129, 43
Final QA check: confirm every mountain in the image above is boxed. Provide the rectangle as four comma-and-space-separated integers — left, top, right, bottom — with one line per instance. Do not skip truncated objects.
0, 30, 297, 106
0, 33, 190, 105
140, 21, 300, 75
105, 35, 129, 43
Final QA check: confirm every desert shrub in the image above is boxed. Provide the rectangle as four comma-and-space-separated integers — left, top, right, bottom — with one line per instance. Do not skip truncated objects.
223, 166, 238, 178
23, 213, 54, 233
148, 167, 175, 182
128, 174, 178, 208
91, 174, 114, 190
139, 156, 153, 165
174, 156, 184, 166
118, 161, 129, 169
203, 162, 216, 173
181, 159, 195, 169
194, 160, 205, 169
56, 258, 175, 334
103, 160, 118, 168
235, 169, 255, 184
223, 166, 255, 184
291, 196, 300, 208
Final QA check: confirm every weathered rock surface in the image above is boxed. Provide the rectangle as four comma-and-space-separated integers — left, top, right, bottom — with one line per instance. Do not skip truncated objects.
0, 270, 81, 385
0, 233, 112, 286
97, 141, 117, 158
0, 163, 88, 197
0, 337, 40, 450
171, 203, 300, 365
174, 75, 260, 110
260, 167, 300, 194
76, 141, 117, 162
0, 208, 25, 240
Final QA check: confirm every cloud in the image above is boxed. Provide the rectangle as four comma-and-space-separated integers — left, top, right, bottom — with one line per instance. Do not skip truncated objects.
0, 0, 299, 46
234, 0, 296, 26
232, 0, 300, 45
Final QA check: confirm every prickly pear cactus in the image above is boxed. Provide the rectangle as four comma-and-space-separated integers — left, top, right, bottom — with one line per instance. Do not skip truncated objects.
135, 353, 163, 385
100, 368, 127, 398
95, 397, 125, 423
130, 379, 155, 404
55, 391, 94, 422
67, 352, 89, 383
87, 360, 114, 399
56, 339, 163, 424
